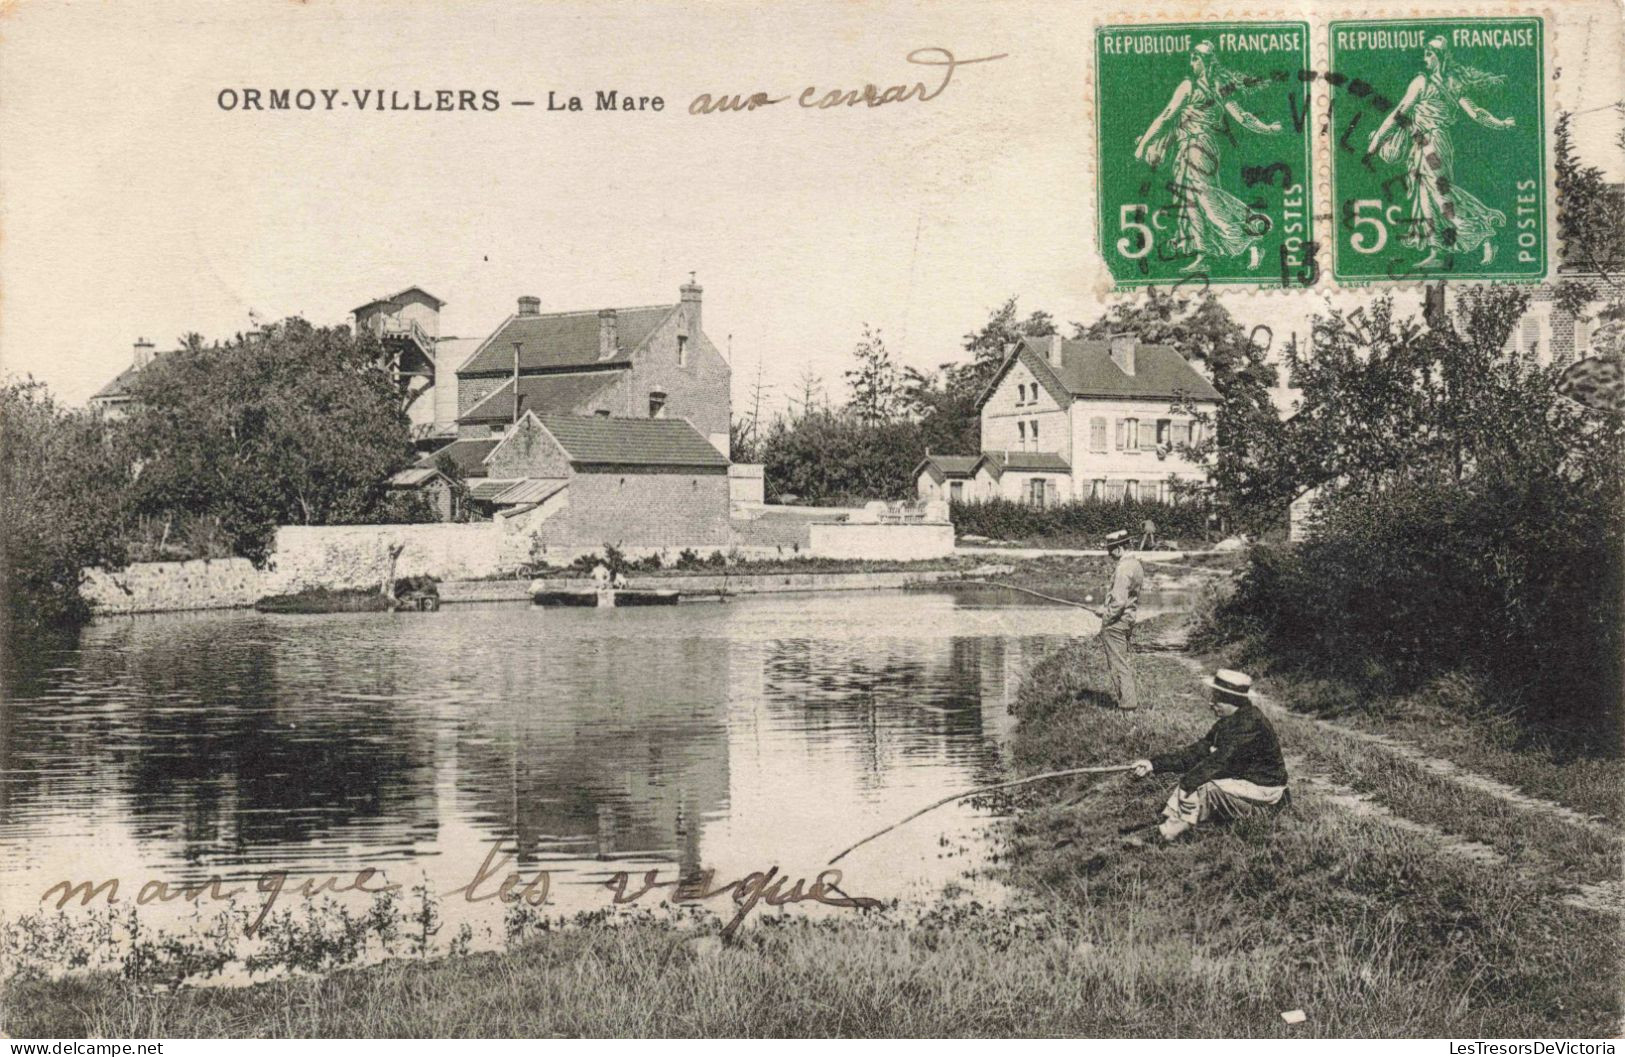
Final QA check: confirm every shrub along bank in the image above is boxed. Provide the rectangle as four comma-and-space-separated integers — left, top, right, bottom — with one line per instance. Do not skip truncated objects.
950, 498, 1213, 547
1211, 476, 1623, 743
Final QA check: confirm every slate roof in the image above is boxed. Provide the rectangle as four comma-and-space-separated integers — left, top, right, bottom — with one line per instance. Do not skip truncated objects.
915, 454, 981, 480
457, 304, 676, 375
416, 438, 500, 478
91, 364, 143, 402
537, 414, 728, 469
977, 338, 1220, 410
458, 371, 622, 424
978, 450, 1072, 476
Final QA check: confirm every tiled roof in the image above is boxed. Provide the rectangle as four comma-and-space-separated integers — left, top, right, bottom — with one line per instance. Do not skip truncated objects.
458, 371, 622, 424
537, 414, 728, 469
979, 450, 1071, 476
1027, 338, 1221, 402
457, 304, 675, 375
915, 454, 981, 479
417, 438, 500, 478
976, 339, 1221, 409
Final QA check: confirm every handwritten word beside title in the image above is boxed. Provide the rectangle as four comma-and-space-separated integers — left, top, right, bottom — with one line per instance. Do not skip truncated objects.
688, 47, 1007, 116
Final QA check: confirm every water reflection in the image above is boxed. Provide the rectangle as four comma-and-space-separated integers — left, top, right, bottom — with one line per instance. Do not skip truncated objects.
1, 588, 1087, 938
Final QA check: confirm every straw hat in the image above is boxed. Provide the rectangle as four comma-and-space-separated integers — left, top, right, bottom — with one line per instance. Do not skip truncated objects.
1203, 669, 1255, 699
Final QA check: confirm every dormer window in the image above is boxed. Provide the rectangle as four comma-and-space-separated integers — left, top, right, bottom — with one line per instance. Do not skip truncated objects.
677, 334, 689, 367
649, 391, 667, 418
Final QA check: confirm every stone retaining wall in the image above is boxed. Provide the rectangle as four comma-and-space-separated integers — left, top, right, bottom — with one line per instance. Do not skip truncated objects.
82, 558, 264, 615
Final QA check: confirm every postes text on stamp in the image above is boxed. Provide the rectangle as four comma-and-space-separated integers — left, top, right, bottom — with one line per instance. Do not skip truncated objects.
1328, 17, 1546, 283
1095, 21, 1315, 289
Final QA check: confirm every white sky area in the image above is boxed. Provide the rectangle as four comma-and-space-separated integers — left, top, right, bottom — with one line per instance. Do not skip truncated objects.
2, 0, 1622, 418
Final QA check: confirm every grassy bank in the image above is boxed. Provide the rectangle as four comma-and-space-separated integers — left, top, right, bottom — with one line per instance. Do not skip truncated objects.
5, 634, 1619, 1037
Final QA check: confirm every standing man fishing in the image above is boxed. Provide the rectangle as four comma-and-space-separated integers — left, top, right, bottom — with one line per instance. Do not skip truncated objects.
1099, 528, 1145, 711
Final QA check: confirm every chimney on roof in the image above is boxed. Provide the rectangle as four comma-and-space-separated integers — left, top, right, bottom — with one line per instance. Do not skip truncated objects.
1047, 333, 1064, 367
680, 272, 702, 334
1109, 334, 1137, 376
133, 338, 155, 370
517, 296, 540, 317
598, 308, 619, 359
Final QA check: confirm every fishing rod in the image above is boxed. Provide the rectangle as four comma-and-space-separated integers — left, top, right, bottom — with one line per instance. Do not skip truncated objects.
827, 764, 1135, 864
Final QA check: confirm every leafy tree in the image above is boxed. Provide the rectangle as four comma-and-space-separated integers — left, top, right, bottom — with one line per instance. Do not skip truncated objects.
0, 380, 132, 629
1555, 111, 1625, 283
844, 325, 903, 424
903, 297, 1058, 456
758, 410, 924, 503
125, 318, 418, 564
1218, 287, 1624, 733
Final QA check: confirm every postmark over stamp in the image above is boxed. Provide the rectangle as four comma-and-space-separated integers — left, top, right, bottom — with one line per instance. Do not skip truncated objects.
1094, 20, 1315, 289
1328, 16, 1547, 283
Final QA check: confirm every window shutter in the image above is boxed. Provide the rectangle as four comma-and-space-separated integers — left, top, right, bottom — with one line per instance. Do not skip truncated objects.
1092, 478, 1105, 499
1138, 421, 1157, 449
1046, 479, 1059, 505
1090, 417, 1107, 452
1171, 421, 1191, 447
1125, 480, 1139, 501
1115, 419, 1126, 449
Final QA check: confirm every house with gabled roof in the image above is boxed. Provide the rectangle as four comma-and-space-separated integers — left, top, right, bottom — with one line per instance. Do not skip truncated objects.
929, 334, 1219, 505
453, 277, 730, 457
411, 410, 731, 546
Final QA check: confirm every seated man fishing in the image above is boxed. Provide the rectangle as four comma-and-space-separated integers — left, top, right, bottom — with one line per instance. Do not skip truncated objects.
1128, 669, 1289, 842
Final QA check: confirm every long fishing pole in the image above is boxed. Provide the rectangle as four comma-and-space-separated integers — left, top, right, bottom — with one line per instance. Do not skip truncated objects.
828, 764, 1135, 864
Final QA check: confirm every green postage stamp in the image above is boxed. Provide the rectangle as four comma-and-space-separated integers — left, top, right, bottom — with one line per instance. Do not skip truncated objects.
1328, 17, 1547, 282
1095, 21, 1315, 288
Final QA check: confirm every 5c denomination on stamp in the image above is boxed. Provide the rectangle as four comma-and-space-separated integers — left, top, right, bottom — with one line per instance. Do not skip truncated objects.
1328, 16, 1546, 283
1095, 20, 1315, 289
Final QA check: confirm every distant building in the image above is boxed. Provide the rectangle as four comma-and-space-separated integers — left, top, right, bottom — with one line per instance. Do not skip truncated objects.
921, 334, 1220, 505
87, 339, 162, 418
1504, 182, 1624, 367
453, 278, 730, 457
351, 286, 481, 445
428, 410, 731, 546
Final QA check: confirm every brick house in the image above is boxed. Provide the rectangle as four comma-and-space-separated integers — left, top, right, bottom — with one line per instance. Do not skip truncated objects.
443, 410, 730, 547
452, 278, 730, 457
918, 334, 1219, 505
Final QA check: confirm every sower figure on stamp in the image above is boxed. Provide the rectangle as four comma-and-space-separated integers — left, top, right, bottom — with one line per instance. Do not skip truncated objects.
1367, 37, 1515, 268
1132, 39, 1284, 273
1099, 529, 1144, 711
1129, 669, 1289, 842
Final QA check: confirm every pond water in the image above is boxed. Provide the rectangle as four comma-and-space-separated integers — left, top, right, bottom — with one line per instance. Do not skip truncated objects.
1, 587, 1097, 962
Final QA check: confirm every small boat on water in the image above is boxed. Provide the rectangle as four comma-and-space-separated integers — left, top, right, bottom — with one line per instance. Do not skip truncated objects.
527, 582, 681, 607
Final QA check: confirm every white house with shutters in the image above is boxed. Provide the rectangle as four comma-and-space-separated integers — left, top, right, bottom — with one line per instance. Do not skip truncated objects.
916, 334, 1220, 506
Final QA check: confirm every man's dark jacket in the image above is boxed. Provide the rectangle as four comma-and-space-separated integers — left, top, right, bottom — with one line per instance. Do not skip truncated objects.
1150, 702, 1288, 792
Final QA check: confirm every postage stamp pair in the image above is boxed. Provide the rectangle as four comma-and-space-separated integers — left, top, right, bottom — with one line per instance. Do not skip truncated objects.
1094, 15, 1547, 288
